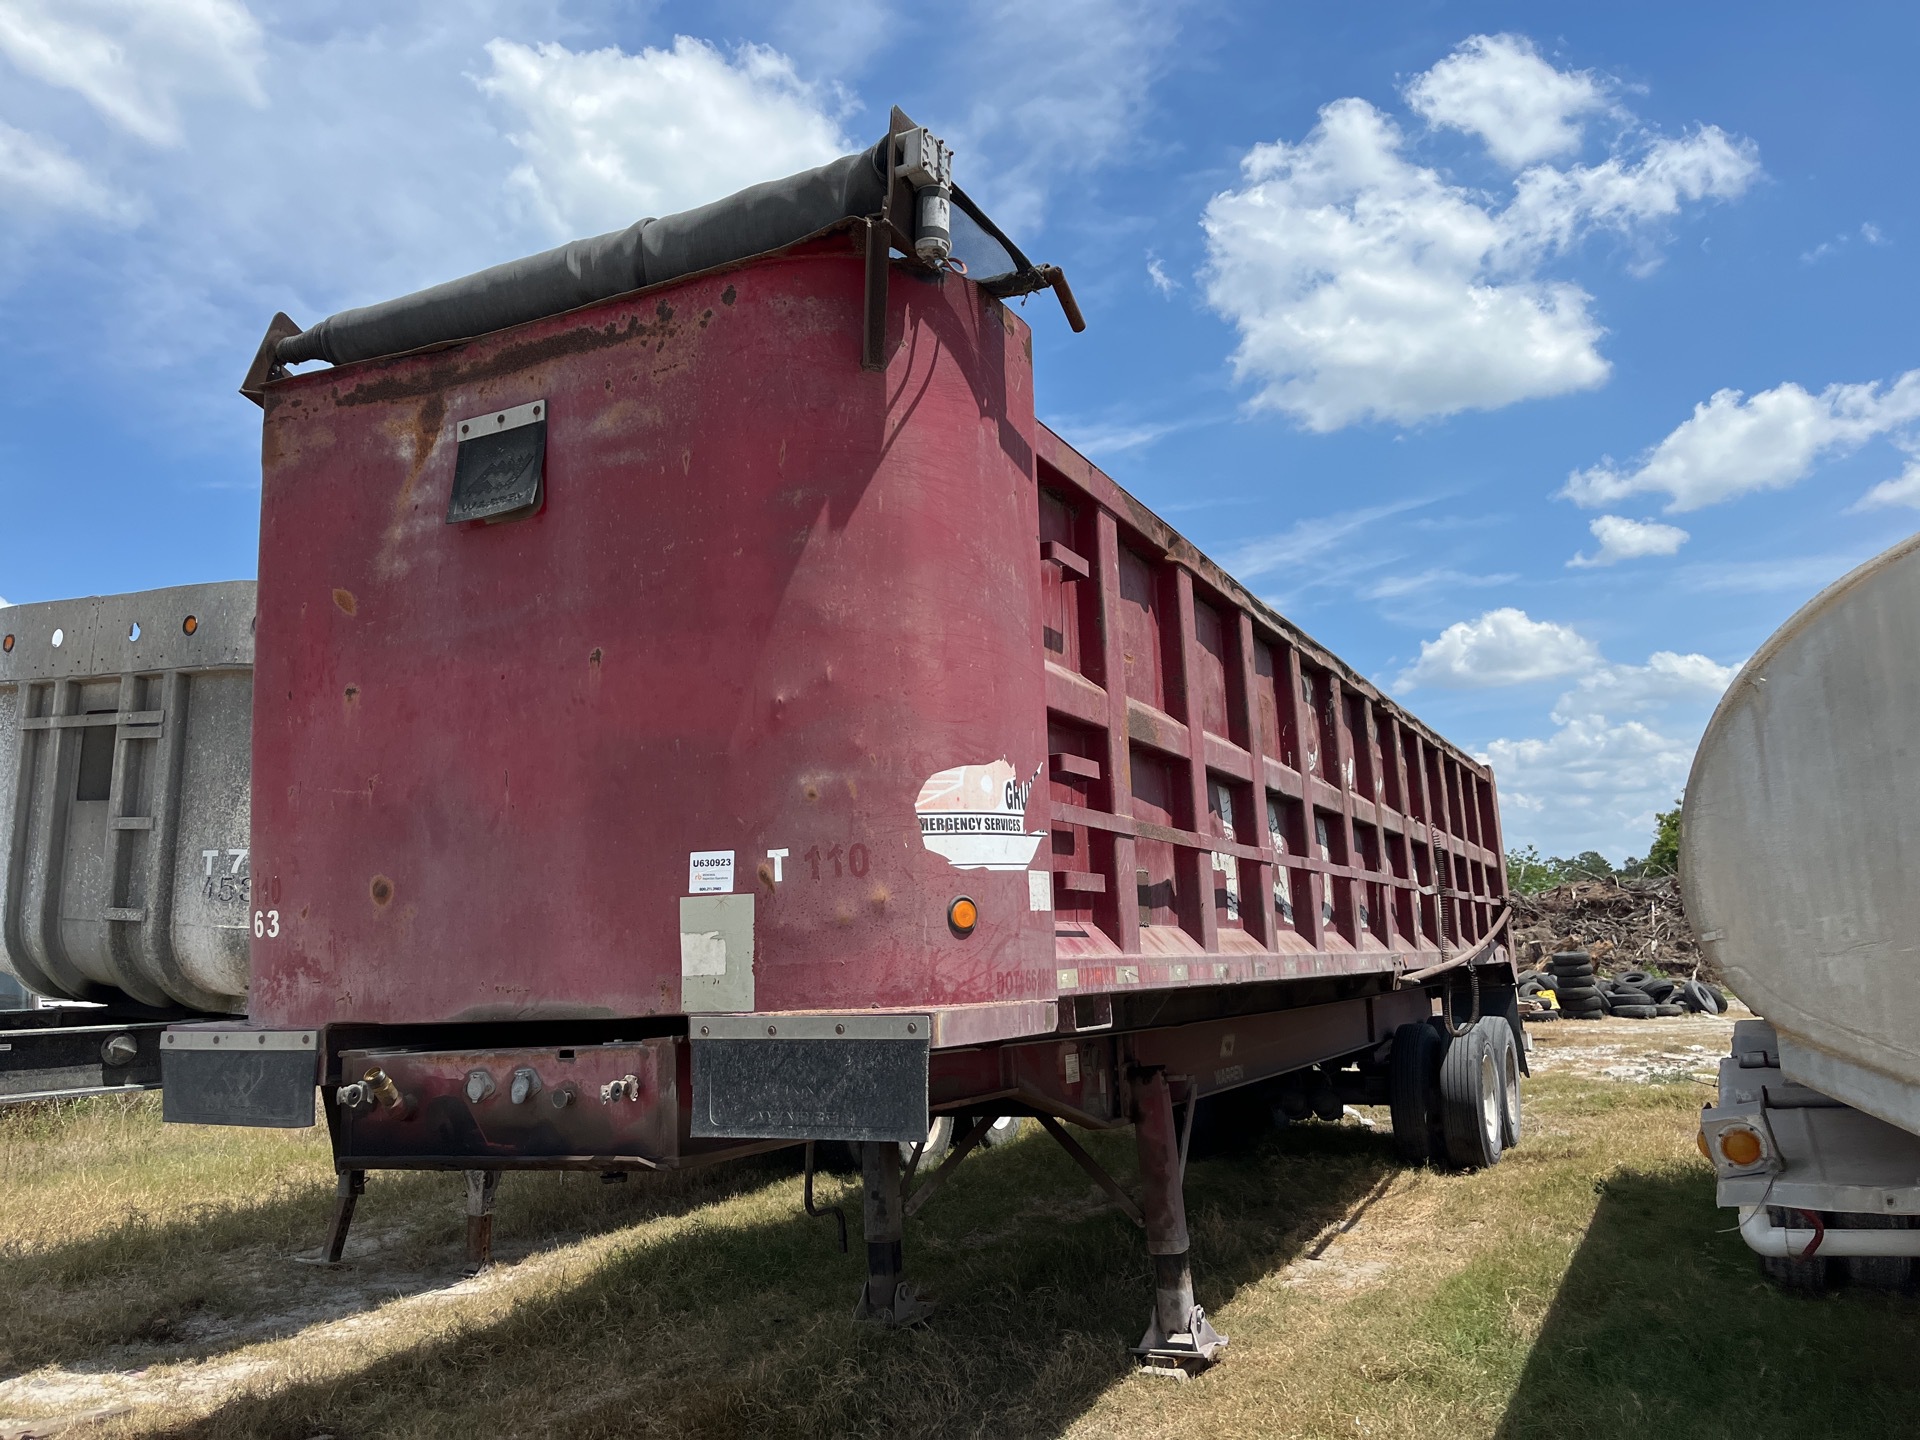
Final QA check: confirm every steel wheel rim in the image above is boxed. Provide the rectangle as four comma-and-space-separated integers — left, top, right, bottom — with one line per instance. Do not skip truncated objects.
1478, 1048, 1500, 1148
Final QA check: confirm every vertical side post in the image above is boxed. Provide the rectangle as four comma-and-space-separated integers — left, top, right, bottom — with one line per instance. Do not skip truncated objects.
1326, 675, 1359, 948
1130, 1069, 1226, 1372
1094, 510, 1142, 951
1172, 569, 1220, 952
1234, 613, 1276, 950
1279, 647, 1326, 951
464, 1169, 500, 1274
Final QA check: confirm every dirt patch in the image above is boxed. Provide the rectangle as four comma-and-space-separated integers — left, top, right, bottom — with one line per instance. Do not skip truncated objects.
1526, 1005, 1743, 1083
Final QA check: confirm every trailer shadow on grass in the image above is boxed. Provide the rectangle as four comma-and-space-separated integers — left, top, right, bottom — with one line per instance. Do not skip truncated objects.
0, 1150, 810, 1380
146, 1119, 1399, 1440
1495, 1167, 1920, 1440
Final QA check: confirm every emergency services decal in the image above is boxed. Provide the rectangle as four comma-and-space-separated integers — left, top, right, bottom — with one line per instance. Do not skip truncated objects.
914, 760, 1045, 871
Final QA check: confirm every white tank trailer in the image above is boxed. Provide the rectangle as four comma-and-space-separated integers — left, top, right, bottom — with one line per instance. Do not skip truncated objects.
1691, 530, 1920, 1289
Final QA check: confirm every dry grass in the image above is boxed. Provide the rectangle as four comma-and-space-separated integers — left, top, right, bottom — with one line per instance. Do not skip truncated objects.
0, 1012, 1915, 1438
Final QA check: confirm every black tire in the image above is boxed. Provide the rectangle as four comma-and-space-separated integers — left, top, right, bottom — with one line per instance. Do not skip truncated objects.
1555, 982, 1601, 1002
1761, 1211, 1837, 1293
1389, 1021, 1444, 1165
1483, 1016, 1522, 1149
1612, 1004, 1658, 1020
1439, 1023, 1502, 1169
1654, 1003, 1686, 1017
1551, 951, 1591, 965
1519, 978, 1545, 997
979, 1116, 1024, 1147
1617, 970, 1653, 989
1643, 979, 1677, 1003
1606, 988, 1652, 1009
1681, 979, 1714, 1012
1550, 959, 1595, 977
1518, 969, 1548, 985
1523, 1009, 1559, 1023
1838, 1214, 1915, 1290
1704, 984, 1729, 1014
901, 1115, 953, 1168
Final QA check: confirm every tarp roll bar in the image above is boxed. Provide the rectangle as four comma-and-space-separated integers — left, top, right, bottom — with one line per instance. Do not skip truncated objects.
272, 142, 891, 369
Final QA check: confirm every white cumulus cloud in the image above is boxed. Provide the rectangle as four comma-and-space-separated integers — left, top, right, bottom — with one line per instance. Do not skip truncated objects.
0, 0, 264, 147
1404, 32, 1610, 168
1850, 453, 1920, 511
1397, 607, 1599, 689
1565, 371, 1920, 512
1552, 650, 1739, 721
933, 0, 1176, 233
0, 120, 129, 219
1483, 648, 1739, 859
1568, 513, 1689, 567
1201, 36, 1757, 431
477, 36, 853, 239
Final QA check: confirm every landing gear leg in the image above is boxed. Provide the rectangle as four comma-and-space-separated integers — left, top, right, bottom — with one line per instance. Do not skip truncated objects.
1131, 1070, 1226, 1376
852, 1141, 935, 1325
464, 1169, 500, 1274
322, 1169, 364, 1264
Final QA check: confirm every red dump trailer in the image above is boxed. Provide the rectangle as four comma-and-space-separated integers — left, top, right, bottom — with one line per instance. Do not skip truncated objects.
164, 116, 1519, 1373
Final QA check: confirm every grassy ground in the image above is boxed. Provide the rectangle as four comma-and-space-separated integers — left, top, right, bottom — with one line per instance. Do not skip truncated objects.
0, 1011, 1916, 1439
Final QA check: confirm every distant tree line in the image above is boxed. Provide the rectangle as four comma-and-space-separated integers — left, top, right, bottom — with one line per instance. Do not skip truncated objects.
1506, 797, 1682, 895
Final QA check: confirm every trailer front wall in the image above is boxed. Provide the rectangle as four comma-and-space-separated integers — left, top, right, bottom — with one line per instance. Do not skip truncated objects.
250, 236, 1053, 1029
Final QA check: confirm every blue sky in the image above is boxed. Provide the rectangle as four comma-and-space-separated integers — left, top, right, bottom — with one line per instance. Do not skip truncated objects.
2, 1, 1915, 861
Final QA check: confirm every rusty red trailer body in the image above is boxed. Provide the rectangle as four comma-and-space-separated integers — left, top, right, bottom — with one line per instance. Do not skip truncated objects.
246, 231, 1504, 1042
173, 151, 1515, 1369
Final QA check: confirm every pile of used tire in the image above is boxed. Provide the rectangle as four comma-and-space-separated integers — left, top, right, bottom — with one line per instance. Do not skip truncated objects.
1518, 950, 1729, 1021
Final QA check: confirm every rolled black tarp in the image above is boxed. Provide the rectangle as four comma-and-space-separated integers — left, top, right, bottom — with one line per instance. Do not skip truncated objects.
276, 140, 890, 368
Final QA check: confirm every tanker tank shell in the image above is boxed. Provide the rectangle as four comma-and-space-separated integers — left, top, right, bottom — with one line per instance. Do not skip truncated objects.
1684, 529, 1920, 1136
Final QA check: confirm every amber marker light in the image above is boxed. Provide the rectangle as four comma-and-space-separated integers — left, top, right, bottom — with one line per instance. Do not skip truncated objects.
1, 634, 11, 653
1718, 1126, 1764, 1167
182, 615, 199, 635
948, 896, 978, 935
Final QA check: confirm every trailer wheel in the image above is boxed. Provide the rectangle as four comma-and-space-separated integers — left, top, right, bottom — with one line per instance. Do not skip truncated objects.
979, 1116, 1025, 1147
1760, 1211, 1836, 1293
901, 1115, 953, 1170
1439, 1023, 1502, 1170
1483, 1017, 1522, 1149
1388, 1022, 1443, 1165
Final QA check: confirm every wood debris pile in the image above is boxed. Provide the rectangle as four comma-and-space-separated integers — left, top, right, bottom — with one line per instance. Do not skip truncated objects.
1508, 875, 1716, 982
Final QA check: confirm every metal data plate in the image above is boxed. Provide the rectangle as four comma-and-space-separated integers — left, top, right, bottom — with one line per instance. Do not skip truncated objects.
691, 1014, 931, 1143
447, 399, 546, 524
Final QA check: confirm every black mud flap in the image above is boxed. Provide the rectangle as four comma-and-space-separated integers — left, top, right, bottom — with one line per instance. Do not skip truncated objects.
161, 1027, 319, 1127
690, 1014, 929, 1143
